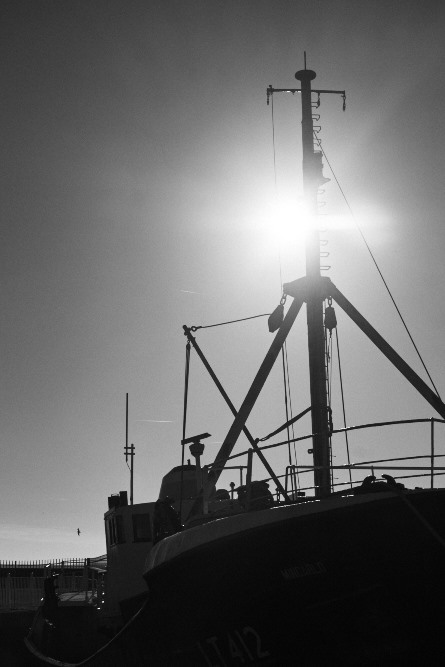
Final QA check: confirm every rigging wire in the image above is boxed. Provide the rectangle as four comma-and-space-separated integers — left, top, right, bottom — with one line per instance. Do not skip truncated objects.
318, 139, 442, 401
271, 93, 278, 190
334, 328, 353, 489
281, 348, 292, 466
283, 343, 300, 485
179, 341, 191, 522
182, 342, 191, 448
324, 324, 334, 489
191, 313, 270, 330
271, 89, 300, 487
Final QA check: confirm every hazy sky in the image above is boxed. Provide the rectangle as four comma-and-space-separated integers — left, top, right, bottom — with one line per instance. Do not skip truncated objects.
2, 0, 445, 560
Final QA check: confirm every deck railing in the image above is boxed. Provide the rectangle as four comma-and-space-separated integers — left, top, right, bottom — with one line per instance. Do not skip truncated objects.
215, 417, 445, 499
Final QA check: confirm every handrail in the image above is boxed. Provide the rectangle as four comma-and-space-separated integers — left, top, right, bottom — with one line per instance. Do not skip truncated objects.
210, 417, 445, 497
250, 417, 445, 452
285, 471, 445, 496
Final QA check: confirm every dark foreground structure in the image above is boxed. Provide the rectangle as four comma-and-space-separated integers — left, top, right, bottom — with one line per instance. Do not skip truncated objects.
25, 62, 445, 666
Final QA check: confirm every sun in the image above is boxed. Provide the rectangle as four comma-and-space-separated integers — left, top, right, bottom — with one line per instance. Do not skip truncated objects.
261, 197, 311, 254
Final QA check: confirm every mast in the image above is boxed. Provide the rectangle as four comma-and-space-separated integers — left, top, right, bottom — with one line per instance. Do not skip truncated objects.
187, 66, 346, 513
295, 66, 331, 497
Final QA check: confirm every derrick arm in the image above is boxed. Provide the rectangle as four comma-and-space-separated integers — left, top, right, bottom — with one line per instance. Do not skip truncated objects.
187, 295, 304, 519
330, 284, 445, 419
183, 327, 291, 502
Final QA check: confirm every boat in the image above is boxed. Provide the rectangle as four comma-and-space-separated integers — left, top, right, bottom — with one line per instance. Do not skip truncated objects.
25, 61, 445, 666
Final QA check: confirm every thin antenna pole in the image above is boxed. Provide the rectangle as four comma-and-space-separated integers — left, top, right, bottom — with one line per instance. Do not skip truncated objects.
126, 393, 128, 453
130, 444, 134, 505
124, 393, 134, 505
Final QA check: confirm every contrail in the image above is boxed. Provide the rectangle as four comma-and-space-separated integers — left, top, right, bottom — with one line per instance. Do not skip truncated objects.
136, 419, 174, 423
180, 289, 201, 294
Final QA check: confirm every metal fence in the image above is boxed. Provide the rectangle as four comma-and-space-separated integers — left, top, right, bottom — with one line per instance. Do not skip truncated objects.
0, 572, 44, 609
0, 557, 106, 610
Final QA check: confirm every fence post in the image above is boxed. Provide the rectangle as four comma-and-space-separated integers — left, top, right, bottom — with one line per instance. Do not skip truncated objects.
83, 559, 89, 603
30, 571, 38, 607
6, 573, 12, 609
59, 561, 65, 593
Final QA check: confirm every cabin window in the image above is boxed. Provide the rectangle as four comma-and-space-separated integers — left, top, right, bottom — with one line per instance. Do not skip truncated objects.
115, 515, 125, 543
132, 513, 152, 542
108, 515, 125, 546
105, 520, 112, 547
109, 519, 116, 545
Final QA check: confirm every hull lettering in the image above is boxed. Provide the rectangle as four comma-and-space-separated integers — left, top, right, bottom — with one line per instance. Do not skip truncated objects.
281, 560, 326, 580
197, 625, 271, 664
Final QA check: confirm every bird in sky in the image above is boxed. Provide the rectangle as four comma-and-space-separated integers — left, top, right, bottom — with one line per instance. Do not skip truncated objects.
77, 528, 81, 536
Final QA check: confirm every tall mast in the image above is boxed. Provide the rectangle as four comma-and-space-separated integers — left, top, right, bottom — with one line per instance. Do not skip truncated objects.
188, 66, 346, 512
295, 65, 331, 497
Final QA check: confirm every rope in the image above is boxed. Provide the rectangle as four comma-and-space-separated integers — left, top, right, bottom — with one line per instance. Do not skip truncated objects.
271, 92, 278, 189
318, 138, 442, 401
281, 347, 292, 466
282, 342, 301, 489
284, 343, 300, 479
281, 342, 300, 485
325, 328, 334, 488
335, 328, 353, 489
271, 96, 301, 487
190, 313, 270, 331
179, 341, 191, 522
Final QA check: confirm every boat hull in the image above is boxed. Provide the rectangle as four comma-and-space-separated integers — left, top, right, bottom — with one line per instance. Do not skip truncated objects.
26, 489, 445, 665
141, 489, 445, 665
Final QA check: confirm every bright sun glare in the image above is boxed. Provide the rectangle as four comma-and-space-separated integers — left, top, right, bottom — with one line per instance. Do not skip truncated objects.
263, 198, 310, 252
255, 194, 387, 264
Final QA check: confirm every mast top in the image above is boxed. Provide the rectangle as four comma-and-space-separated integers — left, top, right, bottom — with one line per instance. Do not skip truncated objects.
295, 69, 316, 82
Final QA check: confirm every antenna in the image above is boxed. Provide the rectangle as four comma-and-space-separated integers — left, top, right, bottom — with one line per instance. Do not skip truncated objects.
124, 393, 135, 505
304, 51, 307, 69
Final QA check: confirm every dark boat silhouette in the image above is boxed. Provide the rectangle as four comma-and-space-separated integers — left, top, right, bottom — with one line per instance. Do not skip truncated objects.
26, 60, 445, 666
